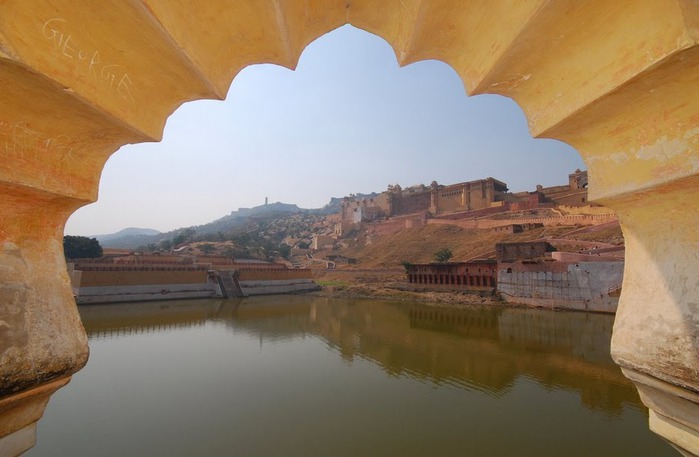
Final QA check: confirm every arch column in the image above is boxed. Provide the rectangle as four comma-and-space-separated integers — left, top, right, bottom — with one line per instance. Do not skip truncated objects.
534, 26, 699, 453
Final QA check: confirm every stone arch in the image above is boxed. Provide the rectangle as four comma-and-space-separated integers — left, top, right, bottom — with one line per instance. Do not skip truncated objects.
1, 1, 698, 454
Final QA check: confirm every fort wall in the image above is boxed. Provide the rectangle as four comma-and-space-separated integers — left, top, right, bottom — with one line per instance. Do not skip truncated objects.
426, 213, 617, 230
339, 177, 513, 227
558, 205, 616, 216
392, 191, 430, 216
372, 213, 427, 236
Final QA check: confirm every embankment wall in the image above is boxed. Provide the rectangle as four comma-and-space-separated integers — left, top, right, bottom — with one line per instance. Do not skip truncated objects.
239, 278, 320, 295
76, 268, 208, 287
497, 261, 624, 313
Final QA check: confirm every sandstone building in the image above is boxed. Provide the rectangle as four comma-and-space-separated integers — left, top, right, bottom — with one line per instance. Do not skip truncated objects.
339, 177, 510, 233
405, 260, 498, 292
535, 169, 589, 206
338, 172, 590, 235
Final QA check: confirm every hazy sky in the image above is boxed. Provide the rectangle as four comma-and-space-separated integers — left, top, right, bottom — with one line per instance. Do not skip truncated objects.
65, 25, 585, 236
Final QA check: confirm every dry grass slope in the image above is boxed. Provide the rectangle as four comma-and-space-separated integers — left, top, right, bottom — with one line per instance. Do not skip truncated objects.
333, 224, 598, 268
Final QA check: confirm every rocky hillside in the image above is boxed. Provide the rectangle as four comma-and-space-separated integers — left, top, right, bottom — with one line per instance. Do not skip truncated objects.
93, 198, 623, 269
315, 223, 623, 269
96, 200, 340, 250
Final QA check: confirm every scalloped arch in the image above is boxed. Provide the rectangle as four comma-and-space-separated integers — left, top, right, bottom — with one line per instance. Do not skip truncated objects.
1, 1, 699, 454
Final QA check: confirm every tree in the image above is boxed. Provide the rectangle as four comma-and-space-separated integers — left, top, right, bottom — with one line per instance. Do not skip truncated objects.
434, 247, 453, 263
63, 235, 103, 259
200, 243, 215, 254
223, 246, 237, 259
159, 239, 173, 251
401, 260, 413, 273
278, 243, 291, 259
173, 228, 196, 246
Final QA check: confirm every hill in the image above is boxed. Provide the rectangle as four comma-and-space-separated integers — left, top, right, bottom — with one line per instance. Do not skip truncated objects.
320, 222, 624, 269
95, 227, 160, 241
193, 202, 305, 235
95, 199, 344, 249
305, 219, 623, 304
94, 227, 161, 249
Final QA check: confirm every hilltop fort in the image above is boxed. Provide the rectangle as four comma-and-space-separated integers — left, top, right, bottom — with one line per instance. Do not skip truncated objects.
335, 169, 591, 237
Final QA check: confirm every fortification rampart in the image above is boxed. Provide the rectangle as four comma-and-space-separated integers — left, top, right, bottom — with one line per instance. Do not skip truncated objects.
551, 252, 624, 262
557, 205, 616, 216
432, 204, 507, 220
426, 212, 618, 230
372, 213, 427, 236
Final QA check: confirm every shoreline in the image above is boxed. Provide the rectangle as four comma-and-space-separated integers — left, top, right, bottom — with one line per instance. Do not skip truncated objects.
309, 283, 508, 308
307, 283, 616, 314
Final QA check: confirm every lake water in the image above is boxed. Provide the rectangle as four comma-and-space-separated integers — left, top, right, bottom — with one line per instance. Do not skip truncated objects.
27, 296, 675, 456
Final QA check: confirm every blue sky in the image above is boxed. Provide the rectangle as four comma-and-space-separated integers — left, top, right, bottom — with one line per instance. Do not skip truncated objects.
65, 25, 585, 236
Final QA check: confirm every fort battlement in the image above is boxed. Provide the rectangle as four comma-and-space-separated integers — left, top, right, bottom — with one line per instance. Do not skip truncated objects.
337, 171, 600, 237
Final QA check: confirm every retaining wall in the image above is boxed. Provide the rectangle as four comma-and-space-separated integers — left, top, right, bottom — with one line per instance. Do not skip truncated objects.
497, 260, 624, 313
240, 279, 320, 295
70, 264, 317, 303
237, 269, 314, 281
74, 283, 217, 304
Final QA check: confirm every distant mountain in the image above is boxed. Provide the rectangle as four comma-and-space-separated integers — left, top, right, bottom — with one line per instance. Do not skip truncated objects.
94, 227, 161, 249
93, 198, 351, 250
234, 202, 302, 217
95, 227, 161, 242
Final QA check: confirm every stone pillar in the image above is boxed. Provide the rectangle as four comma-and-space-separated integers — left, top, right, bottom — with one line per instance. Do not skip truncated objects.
609, 182, 699, 456
426, 0, 698, 452
0, 190, 88, 455
544, 27, 699, 453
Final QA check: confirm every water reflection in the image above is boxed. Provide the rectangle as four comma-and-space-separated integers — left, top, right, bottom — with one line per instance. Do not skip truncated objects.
80, 296, 640, 416
31, 296, 674, 457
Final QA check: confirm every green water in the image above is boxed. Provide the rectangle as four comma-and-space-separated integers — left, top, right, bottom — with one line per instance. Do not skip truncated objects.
27, 296, 675, 456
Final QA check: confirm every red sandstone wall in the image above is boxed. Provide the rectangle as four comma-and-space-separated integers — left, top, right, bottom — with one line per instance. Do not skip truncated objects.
432, 204, 507, 221
373, 214, 427, 236
78, 268, 208, 287
231, 262, 287, 270
427, 219, 478, 229
373, 219, 408, 236
392, 192, 431, 216
435, 184, 466, 213
549, 191, 588, 206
